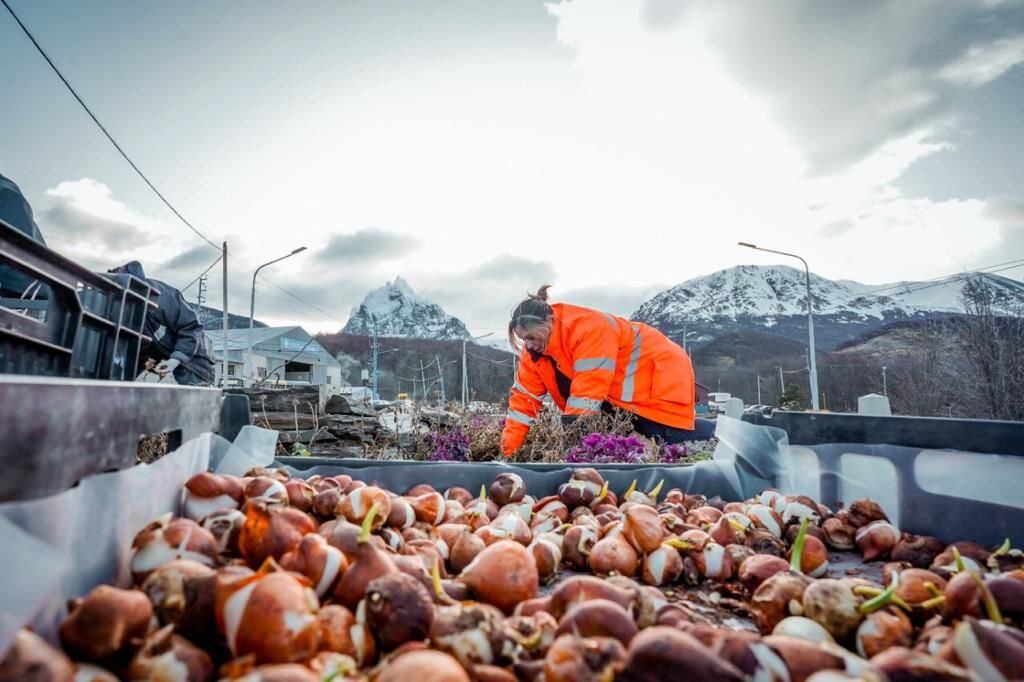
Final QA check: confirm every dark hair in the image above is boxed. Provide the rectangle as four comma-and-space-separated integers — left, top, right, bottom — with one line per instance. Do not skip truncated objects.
507, 285, 554, 352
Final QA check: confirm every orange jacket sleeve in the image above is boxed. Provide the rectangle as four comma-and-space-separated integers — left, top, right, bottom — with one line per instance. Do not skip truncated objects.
563, 314, 618, 415
500, 358, 547, 456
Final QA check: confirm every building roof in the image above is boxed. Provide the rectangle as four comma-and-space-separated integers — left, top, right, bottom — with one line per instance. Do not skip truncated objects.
204, 326, 303, 351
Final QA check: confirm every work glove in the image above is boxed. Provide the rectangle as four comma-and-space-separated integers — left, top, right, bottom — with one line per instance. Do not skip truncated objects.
561, 414, 579, 427
154, 358, 180, 375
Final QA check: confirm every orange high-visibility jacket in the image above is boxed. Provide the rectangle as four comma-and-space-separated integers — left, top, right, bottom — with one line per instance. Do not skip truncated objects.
501, 303, 695, 456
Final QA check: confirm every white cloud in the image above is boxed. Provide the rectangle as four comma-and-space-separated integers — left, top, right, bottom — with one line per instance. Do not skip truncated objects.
939, 36, 1024, 87
42, 178, 161, 251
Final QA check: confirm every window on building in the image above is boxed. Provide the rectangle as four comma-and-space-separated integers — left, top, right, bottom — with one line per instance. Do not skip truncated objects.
227, 364, 236, 376
326, 375, 333, 385
258, 367, 267, 378
280, 337, 309, 352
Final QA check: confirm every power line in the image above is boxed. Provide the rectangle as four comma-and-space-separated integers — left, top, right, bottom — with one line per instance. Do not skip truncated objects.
816, 260, 1024, 314
181, 255, 223, 293
256, 274, 347, 323
1, 0, 221, 251
839, 257, 1024, 301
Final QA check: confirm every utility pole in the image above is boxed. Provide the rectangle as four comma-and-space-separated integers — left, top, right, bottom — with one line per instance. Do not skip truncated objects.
778, 366, 785, 393
370, 317, 379, 402
882, 366, 888, 396
682, 319, 688, 354
436, 355, 446, 408
194, 274, 207, 322
419, 360, 427, 404
756, 374, 762, 405
221, 242, 229, 387
461, 339, 468, 406
739, 242, 820, 410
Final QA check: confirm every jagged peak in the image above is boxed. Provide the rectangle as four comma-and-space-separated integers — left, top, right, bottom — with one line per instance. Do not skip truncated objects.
343, 278, 471, 341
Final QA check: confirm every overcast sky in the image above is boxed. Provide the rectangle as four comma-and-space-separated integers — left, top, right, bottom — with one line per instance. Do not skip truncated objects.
2, 0, 1023, 336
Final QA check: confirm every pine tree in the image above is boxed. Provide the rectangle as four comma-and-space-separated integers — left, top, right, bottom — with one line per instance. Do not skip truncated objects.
779, 384, 807, 410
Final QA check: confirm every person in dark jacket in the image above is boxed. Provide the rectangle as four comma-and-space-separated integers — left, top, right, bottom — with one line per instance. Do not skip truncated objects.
0, 173, 48, 300
108, 260, 216, 385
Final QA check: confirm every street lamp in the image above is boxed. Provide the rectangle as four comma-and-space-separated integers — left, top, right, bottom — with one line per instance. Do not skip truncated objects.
462, 332, 495, 405
247, 247, 307, 386
738, 241, 820, 411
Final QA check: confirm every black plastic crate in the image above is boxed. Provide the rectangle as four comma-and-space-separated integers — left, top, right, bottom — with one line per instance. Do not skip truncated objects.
0, 219, 156, 379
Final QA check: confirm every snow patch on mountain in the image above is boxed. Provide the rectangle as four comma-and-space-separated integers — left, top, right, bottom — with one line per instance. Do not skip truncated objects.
633, 265, 1024, 325
343, 277, 472, 340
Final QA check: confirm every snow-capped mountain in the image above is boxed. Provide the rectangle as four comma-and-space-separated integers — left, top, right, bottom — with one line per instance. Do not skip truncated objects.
343, 277, 472, 341
633, 265, 1024, 350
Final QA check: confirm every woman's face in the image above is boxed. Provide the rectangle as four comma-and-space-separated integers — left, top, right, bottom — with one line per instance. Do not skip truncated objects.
515, 320, 552, 354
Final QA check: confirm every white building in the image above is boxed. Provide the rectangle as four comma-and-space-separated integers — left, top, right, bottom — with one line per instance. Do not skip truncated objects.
205, 326, 345, 388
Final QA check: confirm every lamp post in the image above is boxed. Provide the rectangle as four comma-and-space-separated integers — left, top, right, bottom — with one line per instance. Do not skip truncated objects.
739, 242, 820, 411
248, 247, 307, 386
462, 332, 495, 405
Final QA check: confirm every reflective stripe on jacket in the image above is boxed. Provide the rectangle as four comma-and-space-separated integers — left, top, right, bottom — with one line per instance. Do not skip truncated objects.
500, 303, 695, 455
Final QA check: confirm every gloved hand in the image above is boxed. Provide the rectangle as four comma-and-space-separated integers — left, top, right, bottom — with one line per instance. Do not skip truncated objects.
561, 414, 579, 427
154, 358, 180, 376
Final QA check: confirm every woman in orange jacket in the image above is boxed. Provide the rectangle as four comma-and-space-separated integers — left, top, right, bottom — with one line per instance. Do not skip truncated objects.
500, 285, 715, 457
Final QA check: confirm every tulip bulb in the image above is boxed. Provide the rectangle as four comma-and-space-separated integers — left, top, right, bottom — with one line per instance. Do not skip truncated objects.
490, 472, 527, 506
533, 495, 569, 523
751, 571, 812, 634
619, 628, 744, 681
801, 578, 864, 640
202, 508, 245, 556
588, 535, 639, 577
641, 544, 683, 587
0, 628, 75, 681
781, 496, 821, 526
562, 525, 598, 570
60, 585, 154, 662
365, 572, 436, 651
341, 486, 392, 529
747, 504, 784, 538
280, 533, 348, 598
411, 492, 446, 526
855, 521, 901, 562
856, 608, 912, 658
544, 634, 626, 682
182, 472, 242, 521
738, 554, 791, 592
891, 533, 946, 569
489, 512, 533, 545
238, 501, 317, 568
130, 514, 218, 583
821, 517, 856, 551
215, 559, 320, 663
334, 503, 400, 609
376, 650, 471, 682
429, 603, 505, 667
141, 559, 217, 644
460, 540, 539, 613
772, 616, 835, 643
529, 511, 560, 536
556, 599, 638, 646
622, 504, 664, 554
128, 624, 214, 682
243, 476, 288, 504
846, 499, 889, 528
695, 542, 735, 581
444, 486, 473, 505
529, 537, 562, 582
451, 528, 487, 574
558, 468, 605, 509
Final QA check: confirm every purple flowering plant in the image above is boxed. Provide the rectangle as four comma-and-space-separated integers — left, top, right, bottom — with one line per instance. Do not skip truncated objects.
428, 429, 470, 462
566, 432, 690, 464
